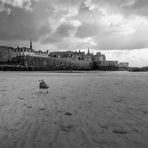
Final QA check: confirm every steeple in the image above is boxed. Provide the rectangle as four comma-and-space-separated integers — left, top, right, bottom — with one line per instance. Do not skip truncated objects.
30, 39, 32, 49
87, 48, 90, 55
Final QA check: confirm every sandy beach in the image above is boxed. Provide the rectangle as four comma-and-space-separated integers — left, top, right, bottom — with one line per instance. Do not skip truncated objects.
0, 71, 148, 148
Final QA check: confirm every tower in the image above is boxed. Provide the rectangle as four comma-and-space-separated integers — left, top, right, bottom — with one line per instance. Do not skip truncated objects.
87, 48, 90, 55
30, 39, 32, 49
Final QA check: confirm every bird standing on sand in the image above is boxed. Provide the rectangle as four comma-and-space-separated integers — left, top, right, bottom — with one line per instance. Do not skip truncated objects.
39, 80, 49, 93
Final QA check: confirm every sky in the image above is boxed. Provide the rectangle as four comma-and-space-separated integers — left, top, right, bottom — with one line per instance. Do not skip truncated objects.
0, 0, 148, 67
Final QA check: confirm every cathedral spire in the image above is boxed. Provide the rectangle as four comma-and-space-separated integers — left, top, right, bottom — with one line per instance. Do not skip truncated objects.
87, 48, 90, 55
30, 39, 32, 49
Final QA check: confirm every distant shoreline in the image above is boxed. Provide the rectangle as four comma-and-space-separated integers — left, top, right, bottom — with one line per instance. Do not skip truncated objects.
129, 67, 148, 72
0, 70, 130, 73
0, 64, 123, 72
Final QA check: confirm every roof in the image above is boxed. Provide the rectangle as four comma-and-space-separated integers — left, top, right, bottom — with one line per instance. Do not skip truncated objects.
0, 46, 15, 49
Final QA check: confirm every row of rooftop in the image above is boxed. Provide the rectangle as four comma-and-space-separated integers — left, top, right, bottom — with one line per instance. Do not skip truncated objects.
0, 40, 129, 68
0, 40, 106, 62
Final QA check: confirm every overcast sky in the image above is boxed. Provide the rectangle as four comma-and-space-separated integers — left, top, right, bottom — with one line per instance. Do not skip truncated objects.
0, 0, 148, 67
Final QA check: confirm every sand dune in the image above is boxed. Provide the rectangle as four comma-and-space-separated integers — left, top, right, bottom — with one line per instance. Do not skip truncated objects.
0, 71, 148, 148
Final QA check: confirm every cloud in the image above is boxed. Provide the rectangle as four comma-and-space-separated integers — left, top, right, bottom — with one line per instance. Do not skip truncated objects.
91, 0, 148, 16
0, 1, 11, 14
41, 22, 76, 44
102, 48, 148, 67
0, 0, 148, 53
76, 22, 99, 38
123, 0, 148, 16
0, 0, 52, 41
93, 13, 148, 50
56, 23, 75, 37
79, 2, 90, 12
0, 0, 32, 10
0, 0, 148, 66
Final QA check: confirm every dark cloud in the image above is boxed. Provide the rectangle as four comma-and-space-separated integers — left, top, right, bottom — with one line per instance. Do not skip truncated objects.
41, 22, 76, 44
76, 23, 99, 38
41, 35, 61, 44
56, 0, 83, 7
79, 2, 90, 12
0, 0, 148, 51
38, 25, 51, 36
56, 23, 75, 37
123, 0, 148, 16
133, 0, 148, 8
0, 0, 52, 41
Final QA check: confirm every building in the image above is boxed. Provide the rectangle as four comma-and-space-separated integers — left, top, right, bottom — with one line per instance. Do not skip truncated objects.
0, 43, 129, 71
92, 52, 106, 62
118, 62, 129, 70
98, 61, 118, 66
94, 60, 119, 70
17, 40, 48, 57
15, 47, 33, 56
49, 50, 86, 60
0, 41, 48, 63
0, 46, 16, 62
49, 51, 74, 58
83, 48, 93, 61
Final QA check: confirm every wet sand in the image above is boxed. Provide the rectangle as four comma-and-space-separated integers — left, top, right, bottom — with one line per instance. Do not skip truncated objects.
0, 71, 148, 148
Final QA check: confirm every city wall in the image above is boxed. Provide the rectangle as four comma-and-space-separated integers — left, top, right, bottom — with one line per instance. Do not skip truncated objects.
10, 56, 93, 70
94, 61, 119, 70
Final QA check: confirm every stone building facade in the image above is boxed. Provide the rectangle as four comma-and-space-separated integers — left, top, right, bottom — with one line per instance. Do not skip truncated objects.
0, 45, 48, 63
118, 62, 129, 70
0, 46, 16, 62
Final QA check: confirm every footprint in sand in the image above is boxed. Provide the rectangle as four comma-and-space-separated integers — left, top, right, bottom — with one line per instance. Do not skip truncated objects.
114, 98, 122, 103
141, 110, 148, 114
26, 105, 32, 108
113, 129, 127, 135
18, 97, 24, 100
65, 112, 72, 116
60, 124, 76, 132
60, 96, 67, 100
99, 124, 109, 130
39, 107, 46, 111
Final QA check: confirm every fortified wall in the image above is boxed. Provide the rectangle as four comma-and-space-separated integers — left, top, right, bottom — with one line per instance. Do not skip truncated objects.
0, 44, 129, 71
12, 56, 93, 70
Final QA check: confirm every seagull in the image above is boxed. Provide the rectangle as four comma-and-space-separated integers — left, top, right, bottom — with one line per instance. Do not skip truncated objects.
39, 79, 49, 93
